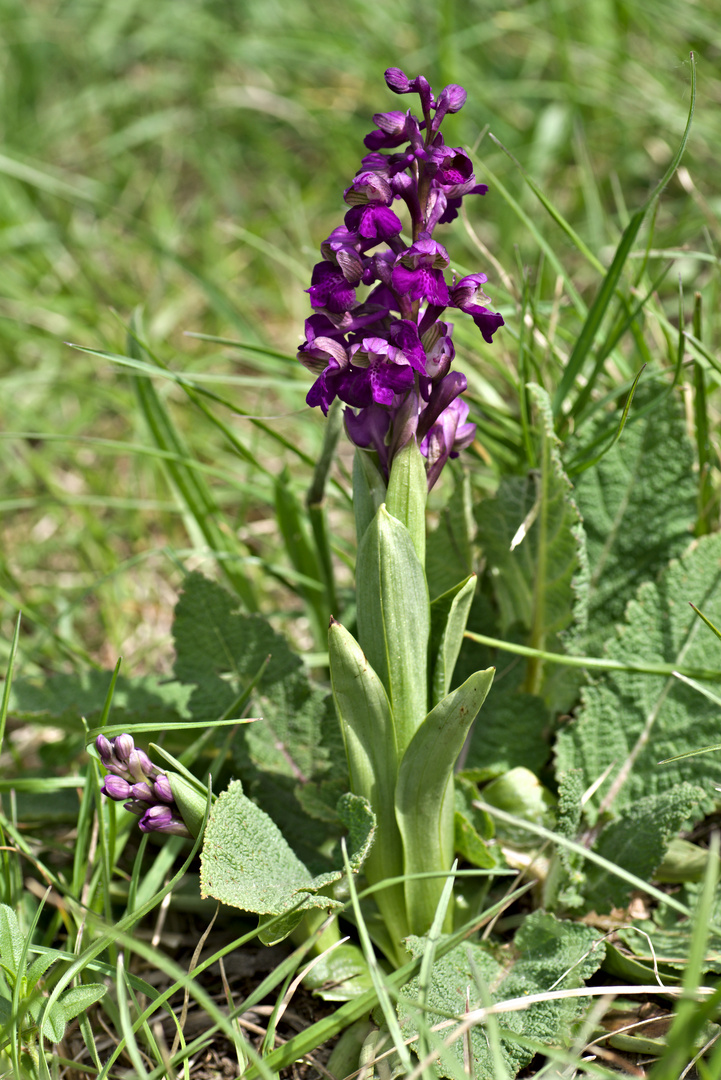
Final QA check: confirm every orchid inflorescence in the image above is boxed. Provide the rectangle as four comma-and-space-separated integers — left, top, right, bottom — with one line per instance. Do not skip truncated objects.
298, 67, 503, 488
96, 733, 191, 837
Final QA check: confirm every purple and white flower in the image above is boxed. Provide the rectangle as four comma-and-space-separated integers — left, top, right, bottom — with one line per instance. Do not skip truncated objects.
298, 68, 504, 488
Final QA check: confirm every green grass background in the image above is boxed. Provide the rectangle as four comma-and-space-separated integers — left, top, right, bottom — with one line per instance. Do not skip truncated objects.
1, 0, 719, 674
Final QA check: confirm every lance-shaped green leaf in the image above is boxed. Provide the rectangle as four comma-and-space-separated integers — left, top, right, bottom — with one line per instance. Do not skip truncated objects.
352, 449, 387, 547
386, 437, 427, 568
428, 574, 477, 706
356, 504, 429, 755
329, 619, 408, 948
395, 668, 494, 934
200, 782, 374, 941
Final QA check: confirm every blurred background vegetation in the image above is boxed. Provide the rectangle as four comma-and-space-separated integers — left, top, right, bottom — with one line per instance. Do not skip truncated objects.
1, 0, 719, 676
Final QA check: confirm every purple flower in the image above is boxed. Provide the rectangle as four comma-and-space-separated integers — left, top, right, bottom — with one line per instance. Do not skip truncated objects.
95, 733, 192, 839
298, 68, 504, 486
138, 806, 190, 837
101, 775, 132, 800
307, 261, 357, 314
391, 235, 451, 305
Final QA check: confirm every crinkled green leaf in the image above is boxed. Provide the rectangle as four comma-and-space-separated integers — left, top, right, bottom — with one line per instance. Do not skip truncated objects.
398, 911, 604, 1078
549, 769, 586, 909
9, 672, 191, 726
571, 391, 696, 653
426, 467, 475, 601
476, 385, 588, 703
173, 571, 302, 720
584, 783, 705, 912
555, 533, 721, 822
200, 782, 374, 928
0, 905, 23, 977
464, 685, 552, 779
42, 984, 106, 1043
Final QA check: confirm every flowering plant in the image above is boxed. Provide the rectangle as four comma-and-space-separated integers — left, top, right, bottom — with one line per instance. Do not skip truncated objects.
299, 67, 503, 488
96, 68, 502, 974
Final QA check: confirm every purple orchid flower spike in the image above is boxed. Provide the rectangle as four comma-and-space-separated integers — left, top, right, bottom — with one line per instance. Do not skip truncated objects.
95, 733, 192, 838
298, 67, 504, 488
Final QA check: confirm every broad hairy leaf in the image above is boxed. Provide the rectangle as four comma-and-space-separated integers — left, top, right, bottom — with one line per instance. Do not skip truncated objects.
173, 571, 302, 721
398, 911, 604, 1078
571, 391, 696, 653
583, 782, 705, 912
0, 905, 24, 977
200, 782, 374, 932
40, 984, 107, 1043
476, 385, 588, 701
426, 466, 475, 601
555, 533, 721, 822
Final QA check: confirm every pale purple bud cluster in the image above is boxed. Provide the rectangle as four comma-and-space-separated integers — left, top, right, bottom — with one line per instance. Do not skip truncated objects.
96, 734, 190, 837
299, 67, 503, 488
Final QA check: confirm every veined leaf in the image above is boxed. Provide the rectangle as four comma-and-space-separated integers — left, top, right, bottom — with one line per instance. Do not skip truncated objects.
200, 783, 374, 933
398, 911, 605, 1079
429, 574, 477, 706
476, 385, 588, 700
329, 619, 407, 945
386, 437, 427, 568
555, 532, 721, 823
570, 390, 696, 654
584, 783, 705, 912
356, 504, 429, 755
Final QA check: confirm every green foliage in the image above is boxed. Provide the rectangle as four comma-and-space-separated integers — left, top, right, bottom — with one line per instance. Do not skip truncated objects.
199, 782, 374, 933
464, 681, 552, 779
583, 783, 705, 913
173, 571, 302, 721
0, 904, 105, 1053
570, 391, 697, 653
555, 532, 721, 821
426, 468, 475, 601
476, 385, 588, 702
398, 912, 605, 1079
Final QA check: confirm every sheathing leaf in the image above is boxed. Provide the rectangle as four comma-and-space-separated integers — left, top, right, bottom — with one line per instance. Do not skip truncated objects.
398, 912, 604, 1079
555, 533, 721, 822
571, 392, 696, 653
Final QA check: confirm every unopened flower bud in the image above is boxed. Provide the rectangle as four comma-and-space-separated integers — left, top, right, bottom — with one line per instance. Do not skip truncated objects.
153, 775, 174, 803
114, 734, 135, 763
102, 775, 132, 800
